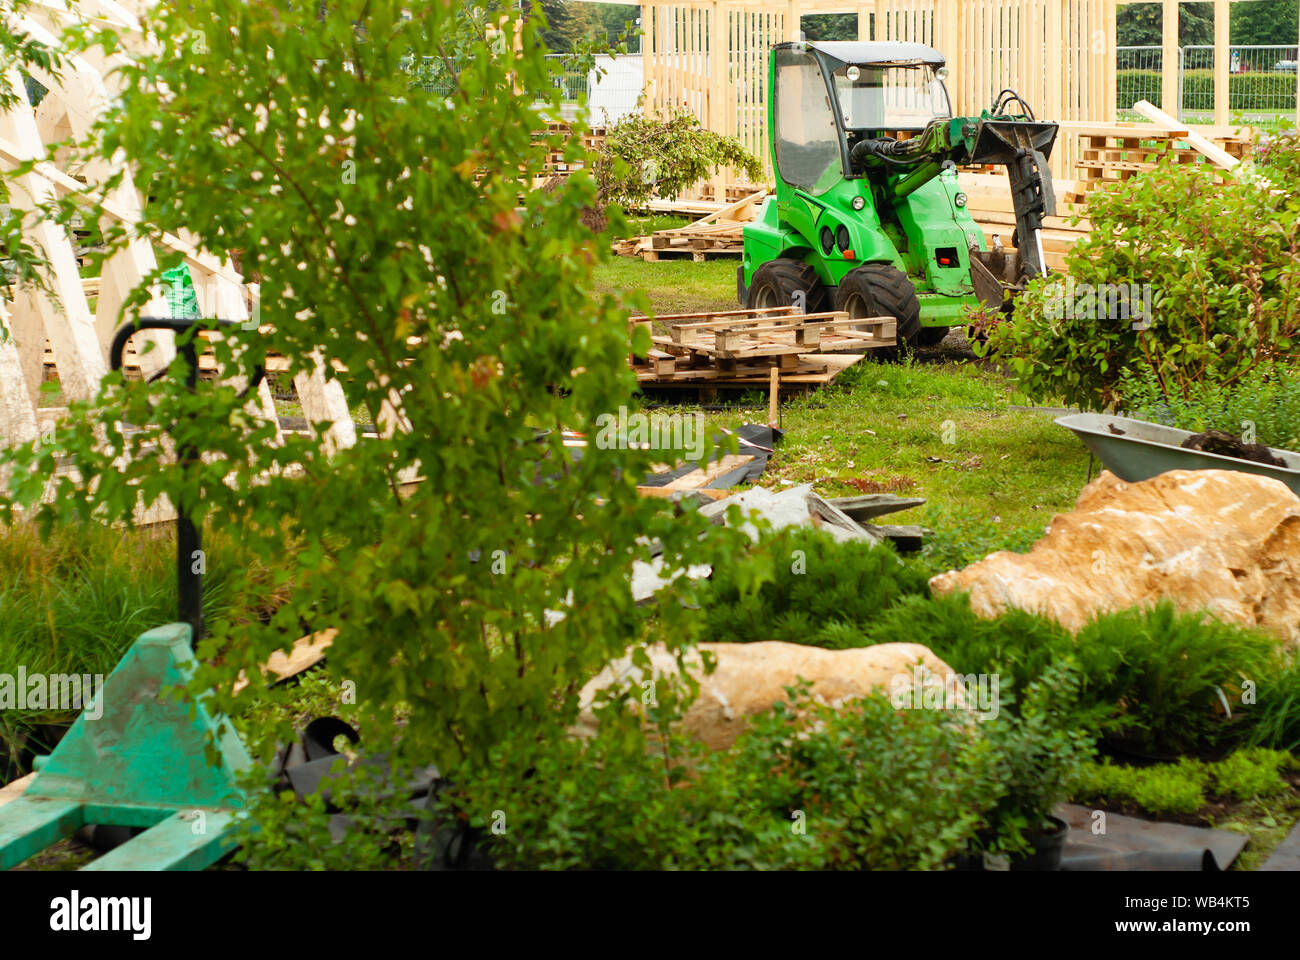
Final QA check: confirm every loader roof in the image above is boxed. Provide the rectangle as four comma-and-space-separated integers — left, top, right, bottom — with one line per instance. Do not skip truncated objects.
783, 41, 947, 68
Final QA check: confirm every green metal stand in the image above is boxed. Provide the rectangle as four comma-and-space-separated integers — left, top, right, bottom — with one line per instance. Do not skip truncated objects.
0, 623, 250, 870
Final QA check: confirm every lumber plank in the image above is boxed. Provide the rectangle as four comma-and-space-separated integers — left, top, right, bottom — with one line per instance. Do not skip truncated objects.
231, 628, 337, 696
1131, 101, 1240, 170
660, 454, 755, 492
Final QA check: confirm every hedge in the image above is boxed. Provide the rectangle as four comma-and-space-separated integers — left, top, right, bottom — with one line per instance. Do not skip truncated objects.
1118, 68, 1298, 111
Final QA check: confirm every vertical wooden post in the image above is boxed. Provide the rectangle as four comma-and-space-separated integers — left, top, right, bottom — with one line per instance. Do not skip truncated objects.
1213, 0, 1229, 126
1161, 0, 1179, 119
1045, 0, 1064, 129
767, 365, 780, 428
937, 0, 960, 109
857, 7, 870, 42
708, 1, 725, 197
643, 4, 656, 114
1106, 0, 1119, 122
786, 0, 800, 43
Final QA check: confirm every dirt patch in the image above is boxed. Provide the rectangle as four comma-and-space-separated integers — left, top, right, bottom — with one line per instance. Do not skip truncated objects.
845, 476, 918, 494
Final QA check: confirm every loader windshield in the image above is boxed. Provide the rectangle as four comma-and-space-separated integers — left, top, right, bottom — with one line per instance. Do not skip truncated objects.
833, 63, 951, 131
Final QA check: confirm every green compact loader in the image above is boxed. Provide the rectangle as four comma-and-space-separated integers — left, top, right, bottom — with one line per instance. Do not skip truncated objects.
739, 40, 1059, 348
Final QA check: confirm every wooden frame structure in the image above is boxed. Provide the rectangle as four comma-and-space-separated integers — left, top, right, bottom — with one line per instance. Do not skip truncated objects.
625, 0, 1298, 183
0, 0, 354, 454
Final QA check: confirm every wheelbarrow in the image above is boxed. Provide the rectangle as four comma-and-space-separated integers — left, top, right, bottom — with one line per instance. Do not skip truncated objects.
0, 318, 265, 871
1056, 412, 1300, 498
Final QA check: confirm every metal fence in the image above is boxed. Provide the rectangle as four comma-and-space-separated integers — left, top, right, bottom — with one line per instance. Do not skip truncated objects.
1118, 44, 1299, 120
403, 53, 646, 123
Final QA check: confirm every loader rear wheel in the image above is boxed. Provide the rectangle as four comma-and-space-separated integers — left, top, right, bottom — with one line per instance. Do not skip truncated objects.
834, 263, 922, 354
747, 258, 830, 314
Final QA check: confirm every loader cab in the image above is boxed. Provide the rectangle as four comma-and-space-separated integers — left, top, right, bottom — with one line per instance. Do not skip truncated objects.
771, 41, 952, 194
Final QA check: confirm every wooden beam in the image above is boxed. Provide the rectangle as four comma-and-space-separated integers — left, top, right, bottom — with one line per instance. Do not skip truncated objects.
1214, 0, 1229, 126
1162, 0, 1179, 119
1132, 99, 1240, 168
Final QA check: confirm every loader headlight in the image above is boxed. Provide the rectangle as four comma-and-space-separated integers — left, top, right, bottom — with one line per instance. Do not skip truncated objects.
954, 192, 968, 208
846, 66, 861, 81
851, 196, 866, 211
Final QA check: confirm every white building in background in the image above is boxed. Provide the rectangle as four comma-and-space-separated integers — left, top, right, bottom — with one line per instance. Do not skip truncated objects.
586, 54, 645, 123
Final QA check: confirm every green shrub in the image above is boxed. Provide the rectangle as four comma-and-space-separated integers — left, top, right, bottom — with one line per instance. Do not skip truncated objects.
441, 673, 1096, 871
1256, 123, 1300, 181
696, 527, 930, 647
975, 662, 1096, 858
1071, 604, 1279, 754
1120, 362, 1300, 452
866, 595, 1282, 753
984, 159, 1300, 411
1249, 658, 1300, 753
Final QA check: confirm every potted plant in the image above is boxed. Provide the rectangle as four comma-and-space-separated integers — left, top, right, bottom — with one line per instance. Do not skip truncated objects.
970, 661, 1095, 871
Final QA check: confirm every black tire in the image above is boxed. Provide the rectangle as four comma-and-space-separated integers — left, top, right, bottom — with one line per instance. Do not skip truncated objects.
833, 262, 923, 352
917, 325, 950, 348
746, 257, 830, 314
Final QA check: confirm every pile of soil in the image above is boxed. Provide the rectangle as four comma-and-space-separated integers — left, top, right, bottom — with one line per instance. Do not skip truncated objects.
1180, 429, 1288, 468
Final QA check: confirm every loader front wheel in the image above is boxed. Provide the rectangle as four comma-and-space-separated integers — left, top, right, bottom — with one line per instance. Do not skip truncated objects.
747, 258, 830, 314
834, 263, 922, 353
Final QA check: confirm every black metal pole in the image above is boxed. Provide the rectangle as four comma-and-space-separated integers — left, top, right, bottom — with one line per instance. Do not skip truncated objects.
111, 317, 266, 650
176, 336, 204, 646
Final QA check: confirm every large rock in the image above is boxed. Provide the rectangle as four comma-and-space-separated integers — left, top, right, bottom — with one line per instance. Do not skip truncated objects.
929, 470, 1300, 646
575, 640, 958, 751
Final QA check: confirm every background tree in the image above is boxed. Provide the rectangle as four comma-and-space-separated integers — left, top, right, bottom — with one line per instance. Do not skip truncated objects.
539, 0, 605, 52
1232, 0, 1299, 45
800, 13, 858, 42
1118, 1, 1214, 46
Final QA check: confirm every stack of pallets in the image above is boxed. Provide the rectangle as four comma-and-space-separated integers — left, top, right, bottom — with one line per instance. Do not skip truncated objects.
630, 306, 895, 397
532, 122, 606, 184
1065, 124, 1250, 204
631, 190, 769, 262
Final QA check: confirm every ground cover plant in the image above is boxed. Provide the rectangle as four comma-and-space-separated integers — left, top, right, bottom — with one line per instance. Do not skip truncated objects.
1069, 748, 1297, 817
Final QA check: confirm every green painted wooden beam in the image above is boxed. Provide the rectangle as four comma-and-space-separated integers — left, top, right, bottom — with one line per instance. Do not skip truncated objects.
0, 623, 253, 871
0, 797, 83, 870
83, 810, 239, 872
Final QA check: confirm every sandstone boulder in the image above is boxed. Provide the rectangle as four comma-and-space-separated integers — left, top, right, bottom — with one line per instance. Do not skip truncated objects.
575, 640, 958, 751
929, 469, 1300, 646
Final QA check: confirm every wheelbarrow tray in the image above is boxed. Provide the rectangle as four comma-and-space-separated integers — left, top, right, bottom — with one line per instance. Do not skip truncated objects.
1055, 412, 1300, 498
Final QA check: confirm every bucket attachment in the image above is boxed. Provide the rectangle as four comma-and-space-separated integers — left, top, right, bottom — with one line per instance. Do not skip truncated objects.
0, 624, 249, 871
970, 239, 1028, 315
970, 119, 1059, 280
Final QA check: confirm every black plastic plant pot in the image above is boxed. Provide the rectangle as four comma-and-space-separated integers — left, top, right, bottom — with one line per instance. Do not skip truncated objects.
1009, 815, 1070, 872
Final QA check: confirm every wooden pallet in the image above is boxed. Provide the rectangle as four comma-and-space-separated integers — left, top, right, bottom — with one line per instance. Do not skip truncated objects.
636, 308, 896, 363
634, 353, 866, 398
639, 189, 767, 263
1064, 123, 1249, 204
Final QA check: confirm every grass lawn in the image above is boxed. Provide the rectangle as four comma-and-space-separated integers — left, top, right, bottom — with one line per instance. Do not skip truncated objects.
593, 256, 740, 316
595, 254, 1090, 574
